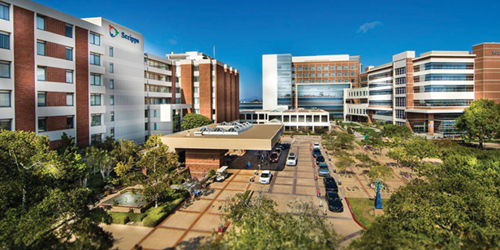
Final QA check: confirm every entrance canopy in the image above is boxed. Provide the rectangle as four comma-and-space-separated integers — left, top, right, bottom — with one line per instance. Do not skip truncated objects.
161, 123, 283, 151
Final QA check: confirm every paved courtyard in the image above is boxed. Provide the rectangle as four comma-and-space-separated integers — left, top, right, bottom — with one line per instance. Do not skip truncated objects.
104, 134, 410, 249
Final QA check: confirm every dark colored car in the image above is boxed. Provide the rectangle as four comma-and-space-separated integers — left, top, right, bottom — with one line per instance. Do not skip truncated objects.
323, 177, 338, 193
270, 152, 280, 163
316, 155, 325, 165
318, 162, 330, 176
279, 143, 291, 150
312, 149, 322, 158
326, 192, 344, 212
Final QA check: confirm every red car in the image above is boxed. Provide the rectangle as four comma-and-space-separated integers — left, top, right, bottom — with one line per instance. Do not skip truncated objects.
270, 152, 280, 163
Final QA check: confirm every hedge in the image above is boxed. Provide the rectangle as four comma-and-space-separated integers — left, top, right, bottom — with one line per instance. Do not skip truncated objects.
142, 197, 186, 227
110, 213, 130, 224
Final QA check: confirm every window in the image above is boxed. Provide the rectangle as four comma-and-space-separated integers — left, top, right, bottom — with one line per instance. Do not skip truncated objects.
0, 90, 10, 107
110, 95, 114, 106
298, 66, 303, 70
351, 72, 355, 76
110, 111, 114, 121
38, 118, 47, 132
36, 16, 45, 30
0, 61, 9, 78
66, 70, 73, 83
91, 134, 102, 144
109, 46, 113, 57
154, 123, 157, 130
38, 92, 46, 106
311, 66, 315, 70
0, 119, 11, 130
35, 41, 46, 56
0, 32, 9, 49
90, 73, 101, 86
90, 53, 100, 65
193, 65, 199, 71
109, 63, 114, 73
396, 110, 406, 119
91, 114, 101, 126
194, 98, 199, 104
153, 110, 157, 117
0, 2, 9, 20
304, 66, 309, 70
90, 94, 101, 106
65, 24, 72, 38
395, 87, 406, 94
330, 73, 335, 77
37, 67, 46, 81
396, 77, 407, 85
65, 47, 72, 61
330, 66, 335, 70
344, 72, 348, 77
89, 32, 100, 45
109, 79, 114, 89
298, 73, 302, 77
351, 65, 355, 70
110, 128, 114, 137
344, 79, 349, 82
311, 73, 316, 77
193, 87, 199, 93
318, 66, 322, 70
318, 73, 322, 77
395, 67, 406, 75
194, 109, 200, 114
395, 97, 406, 107
337, 73, 341, 77
337, 66, 342, 70
305, 73, 309, 77
66, 116, 74, 129
193, 76, 199, 82
66, 93, 73, 106
145, 123, 149, 130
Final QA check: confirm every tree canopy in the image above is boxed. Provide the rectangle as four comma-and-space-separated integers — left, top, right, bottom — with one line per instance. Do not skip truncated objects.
181, 113, 213, 130
200, 192, 338, 249
455, 99, 500, 148
0, 130, 113, 249
381, 124, 413, 139
350, 141, 500, 249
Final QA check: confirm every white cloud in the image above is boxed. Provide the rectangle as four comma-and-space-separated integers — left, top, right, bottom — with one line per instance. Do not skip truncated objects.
358, 21, 383, 33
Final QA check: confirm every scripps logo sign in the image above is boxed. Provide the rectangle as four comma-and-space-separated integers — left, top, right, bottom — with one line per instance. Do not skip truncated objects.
492, 51, 500, 55
109, 25, 140, 44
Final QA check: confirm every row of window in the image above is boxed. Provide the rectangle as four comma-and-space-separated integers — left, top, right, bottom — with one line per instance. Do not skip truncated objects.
368, 71, 392, 81
295, 65, 356, 71
295, 72, 356, 77
413, 85, 474, 93
369, 89, 393, 96
297, 79, 355, 83
37, 40, 73, 60
413, 99, 473, 107
414, 62, 474, 72
145, 84, 171, 93
348, 108, 366, 115
414, 74, 474, 82
145, 72, 171, 82
145, 59, 170, 71
396, 110, 406, 119
347, 90, 368, 97
37, 92, 73, 107
144, 122, 159, 131
395, 77, 407, 85
395, 97, 406, 107
395, 87, 406, 95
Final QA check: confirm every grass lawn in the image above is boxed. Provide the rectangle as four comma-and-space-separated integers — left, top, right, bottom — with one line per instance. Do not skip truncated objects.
348, 197, 388, 228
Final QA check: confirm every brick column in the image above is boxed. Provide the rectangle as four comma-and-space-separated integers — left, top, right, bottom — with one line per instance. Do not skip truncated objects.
428, 114, 434, 136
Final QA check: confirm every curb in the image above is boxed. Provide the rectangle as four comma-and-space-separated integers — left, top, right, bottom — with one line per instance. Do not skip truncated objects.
344, 197, 367, 230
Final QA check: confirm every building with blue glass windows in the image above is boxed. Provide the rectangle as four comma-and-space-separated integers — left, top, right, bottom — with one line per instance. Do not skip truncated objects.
262, 54, 360, 118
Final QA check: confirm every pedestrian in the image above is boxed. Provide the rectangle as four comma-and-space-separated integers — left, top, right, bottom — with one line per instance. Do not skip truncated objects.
258, 164, 261, 171
247, 161, 251, 169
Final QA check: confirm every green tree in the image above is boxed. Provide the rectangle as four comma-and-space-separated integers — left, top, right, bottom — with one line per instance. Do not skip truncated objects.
199, 192, 338, 249
381, 124, 413, 139
137, 135, 178, 208
84, 147, 112, 181
181, 113, 213, 130
455, 99, 500, 148
0, 130, 113, 249
366, 164, 393, 183
335, 156, 355, 176
349, 146, 500, 249
355, 153, 373, 167
334, 133, 355, 150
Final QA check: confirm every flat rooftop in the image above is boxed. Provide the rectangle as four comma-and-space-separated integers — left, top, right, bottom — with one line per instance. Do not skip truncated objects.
161, 123, 284, 151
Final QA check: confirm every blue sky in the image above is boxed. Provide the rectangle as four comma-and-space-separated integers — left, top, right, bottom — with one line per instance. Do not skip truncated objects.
34, 0, 500, 101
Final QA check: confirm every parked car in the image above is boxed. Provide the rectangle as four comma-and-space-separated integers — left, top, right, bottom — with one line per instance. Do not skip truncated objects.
313, 143, 321, 150
312, 149, 322, 158
286, 153, 297, 166
270, 152, 280, 163
259, 170, 272, 184
326, 192, 344, 212
316, 155, 325, 165
323, 177, 338, 193
274, 147, 282, 156
280, 143, 291, 150
318, 162, 330, 176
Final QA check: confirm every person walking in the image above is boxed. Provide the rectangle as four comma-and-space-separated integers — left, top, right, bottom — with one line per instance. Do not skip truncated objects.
247, 161, 251, 169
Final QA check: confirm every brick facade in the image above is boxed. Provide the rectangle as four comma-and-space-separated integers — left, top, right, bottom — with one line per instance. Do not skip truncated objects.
45, 16, 68, 37
47, 116, 68, 131
75, 26, 89, 146
199, 63, 212, 118
215, 65, 225, 122
185, 149, 227, 179
46, 41, 68, 60
473, 43, 500, 103
46, 92, 68, 106
14, 6, 36, 132
180, 64, 193, 111
46, 66, 68, 83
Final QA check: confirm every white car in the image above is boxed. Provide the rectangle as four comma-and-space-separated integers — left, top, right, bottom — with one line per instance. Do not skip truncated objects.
259, 170, 272, 184
286, 153, 297, 166
313, 143, 321, 150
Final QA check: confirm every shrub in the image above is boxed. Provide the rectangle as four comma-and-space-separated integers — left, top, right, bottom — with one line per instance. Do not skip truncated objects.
207, 168, 216, 178
127, 213, 147, 222
142, 198, 185, 227
111, 213, 130, 224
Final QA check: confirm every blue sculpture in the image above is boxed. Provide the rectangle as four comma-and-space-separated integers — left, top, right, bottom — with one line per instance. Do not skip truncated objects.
374, 177, 383, 209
